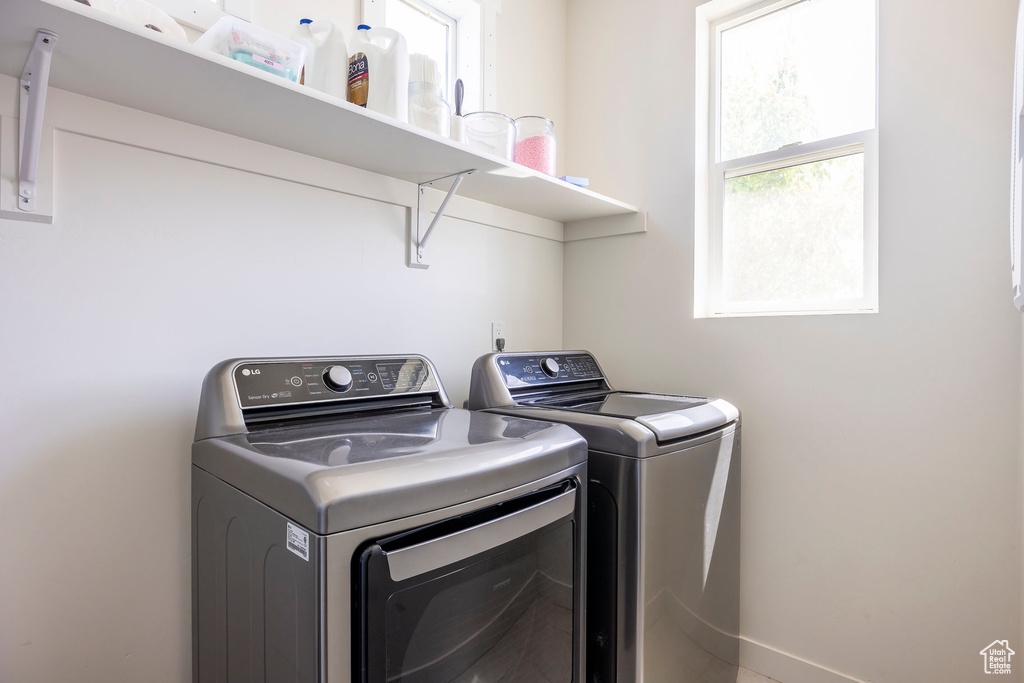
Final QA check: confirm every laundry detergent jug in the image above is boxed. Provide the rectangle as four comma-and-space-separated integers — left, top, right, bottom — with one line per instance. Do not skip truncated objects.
347, 24, 409, 122
292, 19, 348, 99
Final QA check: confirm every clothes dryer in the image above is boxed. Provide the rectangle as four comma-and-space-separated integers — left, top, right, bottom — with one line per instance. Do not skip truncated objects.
468, 351, 740, 683
192, 354, 588, 683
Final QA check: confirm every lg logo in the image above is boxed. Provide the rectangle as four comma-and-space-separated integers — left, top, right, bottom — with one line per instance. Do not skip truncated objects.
241, 368, 261, 376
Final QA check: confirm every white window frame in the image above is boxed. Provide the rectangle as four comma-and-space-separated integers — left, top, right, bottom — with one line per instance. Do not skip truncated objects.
363, 0, 499, 112
393, 0, 459, 97
694, 0, 879, 318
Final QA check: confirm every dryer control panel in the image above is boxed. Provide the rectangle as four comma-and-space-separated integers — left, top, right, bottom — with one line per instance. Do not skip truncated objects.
497, 352, 604, 389
234, 356, 439, 409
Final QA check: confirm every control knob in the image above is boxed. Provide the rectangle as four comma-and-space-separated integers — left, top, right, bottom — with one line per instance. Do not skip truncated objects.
323, 365, 354, 393
540, 357, 560, 378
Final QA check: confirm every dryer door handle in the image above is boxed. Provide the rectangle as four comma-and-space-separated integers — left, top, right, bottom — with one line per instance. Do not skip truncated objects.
384, 485, 576, 583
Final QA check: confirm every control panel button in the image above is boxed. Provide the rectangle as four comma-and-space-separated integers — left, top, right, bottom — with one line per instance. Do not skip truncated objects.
323, 365, 354, 393
541, 357, 560, 378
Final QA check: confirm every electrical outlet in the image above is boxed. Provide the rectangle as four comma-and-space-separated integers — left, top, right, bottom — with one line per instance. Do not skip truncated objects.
491, 322, 506, 352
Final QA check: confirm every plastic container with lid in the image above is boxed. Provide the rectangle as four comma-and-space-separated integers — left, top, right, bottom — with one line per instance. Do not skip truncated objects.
408, 54, 450, 136
464, 112, 516, 160
409, 83, 451, 136
514, 116, 556, 175
196, 16, 305, 83
291, 19, 348, 99
347, 24, 409, 122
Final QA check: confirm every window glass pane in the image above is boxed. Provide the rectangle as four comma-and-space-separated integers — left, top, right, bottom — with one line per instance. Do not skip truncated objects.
720, 0, 875, 161
722, 153, 864, 304
388, 0, 451, 92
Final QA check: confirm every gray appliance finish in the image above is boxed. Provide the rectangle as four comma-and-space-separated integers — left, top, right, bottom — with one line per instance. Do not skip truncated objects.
192, 354, 588, 683
468, 351, 741, 683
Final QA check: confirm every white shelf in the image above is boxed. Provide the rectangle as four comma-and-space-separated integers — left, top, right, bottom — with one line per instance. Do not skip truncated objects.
0, 0, 642, 229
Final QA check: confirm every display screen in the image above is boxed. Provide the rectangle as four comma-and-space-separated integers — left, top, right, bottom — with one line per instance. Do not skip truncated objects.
564, 355, 601, 379
375, 360, 429, 391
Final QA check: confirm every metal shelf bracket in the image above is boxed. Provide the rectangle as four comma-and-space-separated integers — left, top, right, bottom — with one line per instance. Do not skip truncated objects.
408, 169, 476, 269
18, 29, 57, 213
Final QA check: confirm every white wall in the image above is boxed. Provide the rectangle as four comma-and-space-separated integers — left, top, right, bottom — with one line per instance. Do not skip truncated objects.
0, 2, 567, 678
564, 0, 1022, 682
495, 0, 568, 175
249, 0, 360, 43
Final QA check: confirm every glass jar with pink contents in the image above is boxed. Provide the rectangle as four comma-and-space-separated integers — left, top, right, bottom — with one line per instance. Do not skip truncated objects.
514, 116, 556, 176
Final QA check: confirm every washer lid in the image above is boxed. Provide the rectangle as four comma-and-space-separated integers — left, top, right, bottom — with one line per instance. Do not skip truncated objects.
192, 407, 587, 534
531, 391, 739, 443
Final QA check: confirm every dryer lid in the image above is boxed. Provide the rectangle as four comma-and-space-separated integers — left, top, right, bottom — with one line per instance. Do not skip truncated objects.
530, 391, 739, 443
192, 408, 587, 534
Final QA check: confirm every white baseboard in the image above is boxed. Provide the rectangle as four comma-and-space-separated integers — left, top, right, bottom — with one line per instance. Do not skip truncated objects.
740, 638, 871, 683
642, 583, 868, 683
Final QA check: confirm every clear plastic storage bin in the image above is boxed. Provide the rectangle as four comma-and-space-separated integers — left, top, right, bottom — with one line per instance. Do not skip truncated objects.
514, 116, 556, 175
463, 112, 515, 160
409, 82, 451, 137
195, 17, 306, 83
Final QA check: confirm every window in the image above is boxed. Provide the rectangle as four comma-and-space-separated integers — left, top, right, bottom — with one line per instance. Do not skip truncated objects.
364, 0, 497, 112
387, 0, 457, 96
695, 0, 877, 317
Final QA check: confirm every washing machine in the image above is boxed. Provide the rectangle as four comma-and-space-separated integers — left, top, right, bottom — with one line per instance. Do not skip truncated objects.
468, 351, 741, 683
191, 354, 588, 683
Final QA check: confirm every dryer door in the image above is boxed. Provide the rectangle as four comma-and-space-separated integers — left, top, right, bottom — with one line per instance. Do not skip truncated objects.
355, 480, 580, 683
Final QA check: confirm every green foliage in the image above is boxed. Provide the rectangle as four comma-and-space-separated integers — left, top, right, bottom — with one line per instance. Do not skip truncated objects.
724, 157, 864, 303
720, 37, 864, 304
721, 40, 815, 162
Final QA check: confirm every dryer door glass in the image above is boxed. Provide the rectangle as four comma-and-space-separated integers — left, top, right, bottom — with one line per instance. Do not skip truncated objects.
357, 482, 578, 683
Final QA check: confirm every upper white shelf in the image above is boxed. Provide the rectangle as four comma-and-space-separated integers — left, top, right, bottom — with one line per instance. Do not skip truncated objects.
0, 0, 641, 227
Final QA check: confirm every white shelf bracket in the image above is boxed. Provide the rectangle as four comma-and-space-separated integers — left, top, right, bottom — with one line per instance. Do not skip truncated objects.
408, 169, 476, 269
18, 29, 57, 214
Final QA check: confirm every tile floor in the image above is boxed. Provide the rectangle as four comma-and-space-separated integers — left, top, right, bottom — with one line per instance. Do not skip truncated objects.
737, 668, 780, 683
640, 607, 781, 683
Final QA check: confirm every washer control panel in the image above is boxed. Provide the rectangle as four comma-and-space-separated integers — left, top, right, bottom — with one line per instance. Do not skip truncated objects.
497, 353, 603, 388
234, 357, 438, 409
